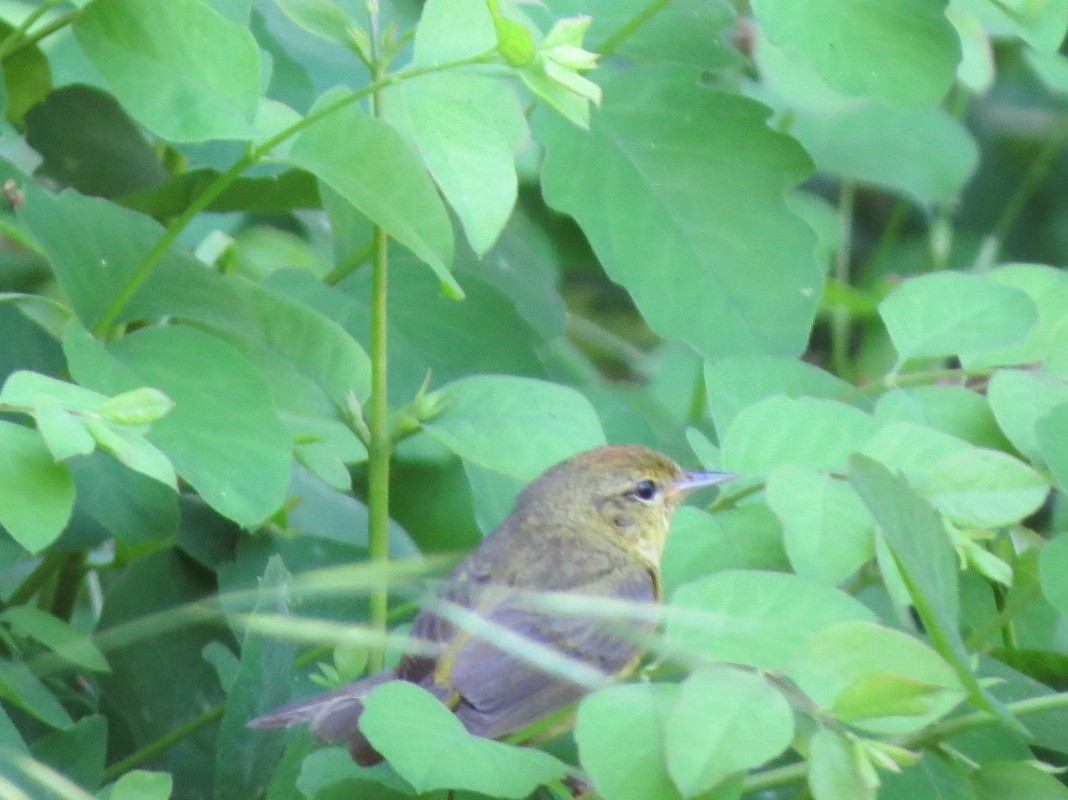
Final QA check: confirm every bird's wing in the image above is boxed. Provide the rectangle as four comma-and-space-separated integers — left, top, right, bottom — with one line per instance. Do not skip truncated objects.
445, 561, 657, 739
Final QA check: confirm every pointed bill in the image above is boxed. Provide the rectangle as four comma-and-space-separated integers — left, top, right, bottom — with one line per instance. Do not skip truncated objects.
673, 469, 737, 495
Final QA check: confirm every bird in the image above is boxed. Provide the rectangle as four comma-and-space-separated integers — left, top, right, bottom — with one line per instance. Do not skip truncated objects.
248, 444, 735, 764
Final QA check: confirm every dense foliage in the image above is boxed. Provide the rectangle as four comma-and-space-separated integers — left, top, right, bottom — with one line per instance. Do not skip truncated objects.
1, 0, 1068, 799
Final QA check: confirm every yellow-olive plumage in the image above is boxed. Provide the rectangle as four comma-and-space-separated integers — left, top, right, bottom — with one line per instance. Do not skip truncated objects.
249, 445, 734, 763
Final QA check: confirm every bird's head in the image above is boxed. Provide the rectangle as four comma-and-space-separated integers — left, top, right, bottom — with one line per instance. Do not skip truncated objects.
516, 445, 736, 567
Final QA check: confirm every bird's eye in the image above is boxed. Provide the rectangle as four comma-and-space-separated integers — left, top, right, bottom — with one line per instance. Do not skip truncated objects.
632, 479, 658, 501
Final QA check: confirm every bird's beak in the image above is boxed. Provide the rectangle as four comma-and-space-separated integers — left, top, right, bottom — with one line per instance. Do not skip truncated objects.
673, 469, 738, 495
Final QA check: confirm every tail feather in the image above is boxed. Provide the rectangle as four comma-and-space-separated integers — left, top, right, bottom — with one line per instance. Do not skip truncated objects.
248, 669, 397, 735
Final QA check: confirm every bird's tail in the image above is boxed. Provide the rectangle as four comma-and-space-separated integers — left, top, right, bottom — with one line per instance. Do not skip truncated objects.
248, 669, 397, 765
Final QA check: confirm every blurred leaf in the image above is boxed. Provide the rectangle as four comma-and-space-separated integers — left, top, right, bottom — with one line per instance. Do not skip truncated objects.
752, 0, 959, 107
720, 396, 876, 474
100, 770, 173, 800
789, 105, 977, 204
65, 323, 290, 526
974, 0, 1068, 52
294, 746, 415, 799
879, 272, 1038, 363
537, 67, 821, 359
576, 683, 682, 800
26, 85, 167, 197
1, 606, 108, 672
590, 0, 741, 69
96, 550, 227, 799
30, 714, 106, 790
1039, 534, 1068, 619
0, 19, 51, 127
879, 754, 970, 800
0, 421, 75, 553
96, 388, 174, 426
807, 728, 876, 800
121, 168, 320, 217
1036, 403, 1068, 496
970, 761, 1068, 799
360, 681, 567, 797
423, 375, 606, 480
660, 504, 789, 595
287, 89, 457, 295
766, 466, 875, 584
385, 73, 525, 255
276, 0, 364, 45
665, 666, 793, 796
0, 656, 73, 729
214, 557, 295, 800
988, 369, 1068, 465
665, 570, 875, 670
704, 356, 859, 439
788, 620, 964, 734
411, 0, 496, 65
73, 0, 261, 141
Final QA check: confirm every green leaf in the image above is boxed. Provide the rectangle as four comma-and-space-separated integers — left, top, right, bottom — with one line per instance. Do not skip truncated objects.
874, 385, 1013, 452
766, 466, 875, 584
979, 0, 1068, 52
788, 104, 977, 204
69, 452, 179, 546
788, 620, 964, 734
31, 714, 107, 790
102, 770, 174, 800
0, 421, 75, 553
384, 73, 525, 255
879, 754, 971, 800
752, 0, 959, 108
26, 85, 168, 198
879, 272, 1038, 363
275, 0, 364, 45
848, 455, 1020, 733
287, 89, 457, 295
1037, 403, 1068, 496
65, 324, 290, 526
665, 666, 793, 796
971, 761, 1068, 800
720, 396, 876, 474
807, 729, 876, 800
988, 369, 1068, 466
33, 399, 96, 462
96, 388, 175, 426
422, 375, 606, 480
1039, 534, 1068, 618
960, 264, 1068, 373
704, 356, 858, 439
576, 683, 682, 800
214, 557, 295, 800
664, 570, 875, 670
411, 0, 496, 66
0, 369, 107, 412
73, 0, 261, 142
0, 656, 73, 729
83, 416, 177, 490
360, 681, 567, 797
660, 505, 789, 595
537, 67, 821, 358
1, 607, 108, 672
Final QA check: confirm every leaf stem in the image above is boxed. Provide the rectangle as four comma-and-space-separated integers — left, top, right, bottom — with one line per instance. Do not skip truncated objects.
830, 182, 856, 379
100, 705, 223, 784
598, 0, 671, 56
90, 49, 497, 338
840, 366, 997, 399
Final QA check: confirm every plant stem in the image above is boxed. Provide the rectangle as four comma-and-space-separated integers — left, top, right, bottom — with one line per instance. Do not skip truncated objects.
90, 49, 496, 338
840, 366, 997, 399
100, 704, 223, 783
830, 182, 856, 379
0, 0, 61, 59
742, 689, 1068, 795
598, 0, 671, 56
990, 112, 1068, 258
4, 550, 69, 609
365, 23, 392, 673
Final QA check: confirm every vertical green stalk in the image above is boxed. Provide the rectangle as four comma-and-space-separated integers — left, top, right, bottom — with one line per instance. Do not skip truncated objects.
366, 36, 392, 672
830, 182, 856, 379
